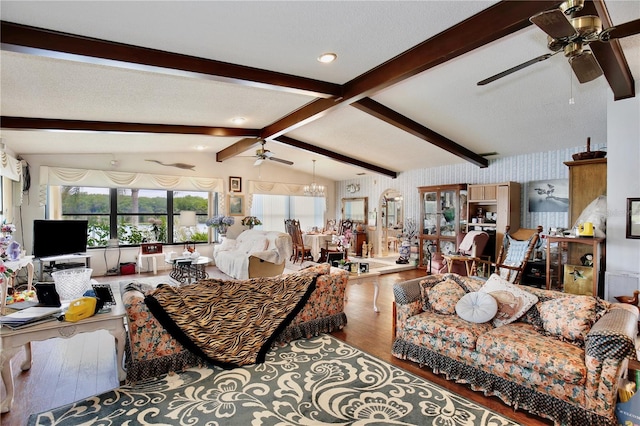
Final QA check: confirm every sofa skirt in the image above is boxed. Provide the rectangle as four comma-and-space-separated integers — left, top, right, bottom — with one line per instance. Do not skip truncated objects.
125, 313, 347, 383
391, 338, 615, 426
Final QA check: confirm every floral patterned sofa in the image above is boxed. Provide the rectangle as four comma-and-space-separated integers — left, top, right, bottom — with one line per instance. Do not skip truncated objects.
122, 263, 348, 383
392, 273, 638, 426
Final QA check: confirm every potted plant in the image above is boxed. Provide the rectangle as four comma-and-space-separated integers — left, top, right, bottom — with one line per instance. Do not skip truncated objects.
206, 215, 235, 236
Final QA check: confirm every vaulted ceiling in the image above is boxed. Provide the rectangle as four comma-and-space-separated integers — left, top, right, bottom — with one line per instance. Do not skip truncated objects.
1, 1, 638, 180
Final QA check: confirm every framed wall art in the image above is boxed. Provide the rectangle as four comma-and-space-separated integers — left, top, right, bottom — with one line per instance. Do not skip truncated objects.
527, 179, 569, 212
626, 198, 640, 239
229, 176, 242, 193
229, 195, 244, 216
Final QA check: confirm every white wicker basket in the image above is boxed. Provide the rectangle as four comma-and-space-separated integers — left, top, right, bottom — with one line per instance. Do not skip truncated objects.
52, 268, 93, 301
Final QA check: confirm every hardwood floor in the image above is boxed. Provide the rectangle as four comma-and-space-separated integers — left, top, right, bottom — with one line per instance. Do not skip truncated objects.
1, 267, 552, 426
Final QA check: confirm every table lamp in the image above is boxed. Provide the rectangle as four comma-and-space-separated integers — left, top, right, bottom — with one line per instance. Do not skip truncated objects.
179, 211, 197, 252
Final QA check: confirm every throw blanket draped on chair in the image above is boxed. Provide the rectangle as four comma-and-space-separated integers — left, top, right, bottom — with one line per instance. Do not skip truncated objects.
145, 273, 318, 368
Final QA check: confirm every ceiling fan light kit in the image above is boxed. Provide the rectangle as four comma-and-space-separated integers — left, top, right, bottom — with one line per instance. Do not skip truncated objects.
250, 139, 294, 166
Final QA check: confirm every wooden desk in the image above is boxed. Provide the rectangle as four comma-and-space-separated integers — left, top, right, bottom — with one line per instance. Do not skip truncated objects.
545, 236, 605, 297
347, 271, 381, 312
0, 282, 126, 413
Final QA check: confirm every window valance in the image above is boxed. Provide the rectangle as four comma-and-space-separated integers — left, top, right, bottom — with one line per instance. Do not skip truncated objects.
39, 166, 224, 206
1, 152, 22, 182
248, 180, 308, 196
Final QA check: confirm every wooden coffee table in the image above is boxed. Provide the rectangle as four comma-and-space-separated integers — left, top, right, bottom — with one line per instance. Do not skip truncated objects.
0, 282, 126, 413
347, 271, 381, 312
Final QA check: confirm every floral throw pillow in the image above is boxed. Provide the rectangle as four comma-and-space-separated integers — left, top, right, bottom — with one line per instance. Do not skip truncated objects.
426, 279, 466, 315
538, 296, 599, 344
479, 274, 538, 327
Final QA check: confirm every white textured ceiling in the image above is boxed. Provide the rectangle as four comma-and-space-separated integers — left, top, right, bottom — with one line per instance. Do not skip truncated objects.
1, 1, 639, 180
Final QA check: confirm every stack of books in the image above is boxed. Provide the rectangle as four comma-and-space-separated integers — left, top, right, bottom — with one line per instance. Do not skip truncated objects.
0, 306, 62, 329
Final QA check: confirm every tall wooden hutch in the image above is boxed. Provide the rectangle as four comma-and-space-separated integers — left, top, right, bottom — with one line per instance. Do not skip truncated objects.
545, 158, 607, 297
418, 184, 467, 270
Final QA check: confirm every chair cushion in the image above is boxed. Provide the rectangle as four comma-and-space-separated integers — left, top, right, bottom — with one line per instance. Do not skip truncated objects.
479, 274, 538, 327
456, 291, 498, 324
498, 236, 532, 282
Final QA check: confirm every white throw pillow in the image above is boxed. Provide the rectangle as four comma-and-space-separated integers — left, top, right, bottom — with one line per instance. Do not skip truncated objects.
479, 274, 538, 327
455, 292, 498, 324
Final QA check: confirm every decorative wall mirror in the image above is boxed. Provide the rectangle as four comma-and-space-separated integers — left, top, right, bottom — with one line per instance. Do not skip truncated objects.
342, 197, 368, 224
380, 189, 403, 255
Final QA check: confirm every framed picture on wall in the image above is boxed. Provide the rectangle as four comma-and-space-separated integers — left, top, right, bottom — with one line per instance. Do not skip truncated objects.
229, 176, 242, 192
527, 179, 569, 212
627, 198, 640, 239
229, 195, 244, 216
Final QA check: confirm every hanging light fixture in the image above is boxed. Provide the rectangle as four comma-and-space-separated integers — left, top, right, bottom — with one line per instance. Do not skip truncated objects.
304, 160, 325, 197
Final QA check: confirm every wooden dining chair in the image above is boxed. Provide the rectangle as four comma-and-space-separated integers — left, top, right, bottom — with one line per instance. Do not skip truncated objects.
291, 219, 313, 263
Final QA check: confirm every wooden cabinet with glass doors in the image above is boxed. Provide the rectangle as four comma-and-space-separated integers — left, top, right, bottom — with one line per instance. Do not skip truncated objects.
418, 184, 467, 271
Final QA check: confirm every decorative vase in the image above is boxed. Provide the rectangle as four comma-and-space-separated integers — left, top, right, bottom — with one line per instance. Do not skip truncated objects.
217, 225, 228, 235
399, 240, 411, 259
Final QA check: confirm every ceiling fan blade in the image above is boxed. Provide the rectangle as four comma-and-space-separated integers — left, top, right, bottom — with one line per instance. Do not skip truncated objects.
569, 50, 603, 83
269, 157, 294, 165
477, 52, 558, 86
530, 8, 578, 40
599, 19, 640, 41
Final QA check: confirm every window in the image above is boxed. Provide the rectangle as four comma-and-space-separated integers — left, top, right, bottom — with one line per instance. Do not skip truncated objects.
61, 186, 212, 247
251, 194, 324, 232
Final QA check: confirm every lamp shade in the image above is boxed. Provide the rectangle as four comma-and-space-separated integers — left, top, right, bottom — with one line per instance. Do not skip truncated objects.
179, 211, 197, 227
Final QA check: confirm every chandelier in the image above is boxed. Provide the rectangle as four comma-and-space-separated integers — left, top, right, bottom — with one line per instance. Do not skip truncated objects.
304, 160, 325, 197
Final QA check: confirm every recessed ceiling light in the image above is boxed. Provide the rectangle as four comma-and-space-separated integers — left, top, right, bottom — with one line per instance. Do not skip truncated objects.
317, 53, 337, 64
195, 145, 207, 151
231, 117, 246, 125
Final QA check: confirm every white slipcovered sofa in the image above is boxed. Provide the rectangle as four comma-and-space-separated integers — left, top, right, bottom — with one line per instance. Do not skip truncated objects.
213, 229, 292, 279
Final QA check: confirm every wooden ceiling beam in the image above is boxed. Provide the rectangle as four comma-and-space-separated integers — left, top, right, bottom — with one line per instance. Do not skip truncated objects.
216, 137, 261, 162
582, 0, 635, 101
0, 116, 260, 137
263, 1, 562, 139
0, 21, 342, 99
352, 98, 489, 168
274, 135, 397, 178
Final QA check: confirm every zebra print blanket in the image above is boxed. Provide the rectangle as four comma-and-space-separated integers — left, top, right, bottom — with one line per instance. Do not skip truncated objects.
145, 272, 318, 368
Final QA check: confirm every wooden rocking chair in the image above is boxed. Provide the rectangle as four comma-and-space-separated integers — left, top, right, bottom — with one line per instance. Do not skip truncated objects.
476, 225, 543, 284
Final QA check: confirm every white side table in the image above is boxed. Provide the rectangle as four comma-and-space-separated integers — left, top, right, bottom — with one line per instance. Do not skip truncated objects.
0, 282, 126, 413
137, 253, 165, 274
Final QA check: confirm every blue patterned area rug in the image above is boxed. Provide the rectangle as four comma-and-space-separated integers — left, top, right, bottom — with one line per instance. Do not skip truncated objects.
28, 335, 518, 425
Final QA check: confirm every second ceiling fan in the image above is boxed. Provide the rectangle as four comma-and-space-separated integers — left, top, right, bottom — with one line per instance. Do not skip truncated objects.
478, 0, 640, 86
251, 139, 293, 166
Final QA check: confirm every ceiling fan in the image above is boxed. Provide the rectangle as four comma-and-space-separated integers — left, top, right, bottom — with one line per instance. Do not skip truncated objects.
251, 139, 293, 166
478, 0, 640, 86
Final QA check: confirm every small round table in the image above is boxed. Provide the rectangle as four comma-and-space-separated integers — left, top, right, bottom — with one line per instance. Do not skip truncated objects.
166, 256, 212, 284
